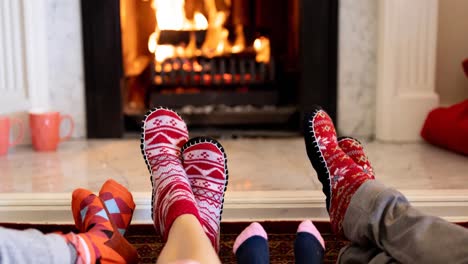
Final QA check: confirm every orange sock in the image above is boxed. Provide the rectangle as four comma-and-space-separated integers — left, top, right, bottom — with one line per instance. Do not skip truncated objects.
63, 188, 139, 264
99, 179, 136, 235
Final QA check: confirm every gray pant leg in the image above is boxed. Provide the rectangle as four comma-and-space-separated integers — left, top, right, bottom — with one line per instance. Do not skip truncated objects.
341, 180, 468, 264
0, 227, 72, 264
338, 243, 399, 264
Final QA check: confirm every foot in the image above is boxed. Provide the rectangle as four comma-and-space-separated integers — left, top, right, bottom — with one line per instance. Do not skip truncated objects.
295, 220, 325, 262
64, 188, 139, 264
181, 137, 229, 252
99, 179, 136, 235
233, 222, 268, 254
303, 106, 373, 234
338, 137, 375, 178
141, 107, 201, 240
297, 220, 325, 249
233, 222, 269, 264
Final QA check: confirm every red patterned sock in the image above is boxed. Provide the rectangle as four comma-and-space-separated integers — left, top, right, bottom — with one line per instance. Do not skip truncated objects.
140, 107, 201, 240
63, 188, 139, 264
303, 106, 374, 234
338, 137, 375, 179
98, 179, 136, 235
181, 137, 228, 252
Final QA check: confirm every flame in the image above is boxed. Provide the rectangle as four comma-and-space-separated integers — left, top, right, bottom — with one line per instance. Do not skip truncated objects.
148, 32, 158, 53
231, 25, 245, 53
254, 36, 271, 63
194, 12, 208, 29
152, 0, 207, 31
154, 45, 175, 63
148, 0, 269, 68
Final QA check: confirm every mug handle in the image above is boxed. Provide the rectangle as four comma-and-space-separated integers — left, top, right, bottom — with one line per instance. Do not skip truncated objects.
60, 115, 75, 142
9, 118, 24, 147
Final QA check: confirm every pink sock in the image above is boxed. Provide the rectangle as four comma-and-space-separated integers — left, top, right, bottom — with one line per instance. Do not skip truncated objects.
297, 220, 325, 249
233, 222, 268, 254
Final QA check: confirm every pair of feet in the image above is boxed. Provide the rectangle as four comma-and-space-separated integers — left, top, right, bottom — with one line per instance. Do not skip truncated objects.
140, 107, 228, 252
233, 220, 325, 254
62, 179, 139, 264
304, 106, 376, 233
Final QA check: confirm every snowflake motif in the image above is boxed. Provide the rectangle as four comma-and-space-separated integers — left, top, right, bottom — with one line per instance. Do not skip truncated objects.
331, 167, 349, 188
316, 136, 330, 150
187, 153, 194, 159
361, 164, 373, 175
332, 175, 344, 189
200, 152, 209, 159
169, 119, 177, 126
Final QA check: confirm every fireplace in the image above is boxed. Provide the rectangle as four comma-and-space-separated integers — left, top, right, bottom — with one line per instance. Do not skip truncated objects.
81, 0, 338, 138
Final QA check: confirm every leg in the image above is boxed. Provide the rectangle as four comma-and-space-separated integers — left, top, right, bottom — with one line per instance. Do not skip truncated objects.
232, 222, 269, 264
141, 108, 225, 263
63, 188, 139, 263
0, 180, 138, 264
157, 214, 221, 264
0, 227, 73, 264
304, 106, 468, 263
338, 243, 399, 264
343, 180, 468, 264
303, 106, 374, 234
294, 220, 325, 264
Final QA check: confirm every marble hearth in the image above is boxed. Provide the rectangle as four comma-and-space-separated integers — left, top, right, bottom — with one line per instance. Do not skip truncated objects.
1, 138, 467, 224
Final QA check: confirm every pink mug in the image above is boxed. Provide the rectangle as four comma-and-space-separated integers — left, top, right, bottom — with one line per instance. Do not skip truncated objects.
0, 116, 24, 156
29, 111, 74, 152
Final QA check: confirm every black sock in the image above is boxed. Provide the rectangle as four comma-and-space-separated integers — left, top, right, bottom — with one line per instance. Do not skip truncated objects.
235, 235, 269, 264
294, 232, 325, 264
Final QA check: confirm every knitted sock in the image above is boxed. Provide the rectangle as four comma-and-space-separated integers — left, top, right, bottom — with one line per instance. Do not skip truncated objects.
98, 179, 136, 235
63, 188, 139, 264
295, 220, 325, 264
233, 222, 269, 264
181, 137, 229, 252
141, 107, 201, 240
338, 137, 375, 179
303, 106, 374, 234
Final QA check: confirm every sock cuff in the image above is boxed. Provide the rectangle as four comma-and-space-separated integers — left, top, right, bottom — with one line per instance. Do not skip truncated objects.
297, 220, 325, 249
233, 222, 268, 253
162, 200, 201, 240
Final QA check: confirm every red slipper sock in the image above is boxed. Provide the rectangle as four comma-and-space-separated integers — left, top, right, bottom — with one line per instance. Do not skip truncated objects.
338, 137, 375, 179
181, 137, 229, 252
98, 179, 136, 235
303, 106, 374, 234
141, 107, 201, 240
63, 188, 139, 264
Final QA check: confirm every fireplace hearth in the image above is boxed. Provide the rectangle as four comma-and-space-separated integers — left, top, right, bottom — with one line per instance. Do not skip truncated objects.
81, 0, 338, 138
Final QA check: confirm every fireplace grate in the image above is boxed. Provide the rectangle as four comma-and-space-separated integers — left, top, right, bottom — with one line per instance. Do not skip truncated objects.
151, 56, 275, 87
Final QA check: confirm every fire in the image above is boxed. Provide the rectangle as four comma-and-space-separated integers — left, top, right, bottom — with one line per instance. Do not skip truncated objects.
194, 12, 208, 29
151, 0, 207, 31
148, 0, 271, 67
254, 37, 271, 63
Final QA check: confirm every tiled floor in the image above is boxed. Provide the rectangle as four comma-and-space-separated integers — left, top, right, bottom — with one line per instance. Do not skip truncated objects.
0, 138, 467, 223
